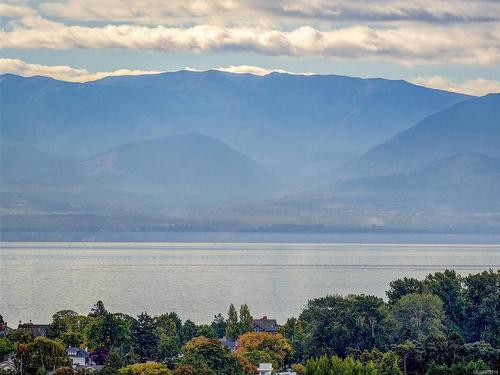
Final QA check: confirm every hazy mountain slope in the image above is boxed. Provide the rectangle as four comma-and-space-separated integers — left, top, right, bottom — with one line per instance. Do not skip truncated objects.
2, 133, 282, 209
0, 71, 467, 184
339, 94, 500, 179
339, 153, 500, 210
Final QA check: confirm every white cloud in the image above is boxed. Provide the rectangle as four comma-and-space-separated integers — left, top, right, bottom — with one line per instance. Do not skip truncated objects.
2, 17, 499, 65
0, 58, 161, 82
215, 65, 313, 75
410, 76, 500, 96
0, 58, 311, 82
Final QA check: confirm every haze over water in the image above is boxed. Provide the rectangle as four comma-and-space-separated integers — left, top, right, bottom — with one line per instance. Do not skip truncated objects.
1, 241, 499, 325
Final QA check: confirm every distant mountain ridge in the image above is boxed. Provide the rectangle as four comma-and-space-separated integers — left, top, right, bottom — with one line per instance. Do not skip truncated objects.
0, 71, 468, 185
2, 71, 499, 234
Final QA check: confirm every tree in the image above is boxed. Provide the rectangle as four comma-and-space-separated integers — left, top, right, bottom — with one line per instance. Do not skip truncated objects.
131, 312, 158, 362
118, 363, 172, 375
237, 332, 292, 370
280, 318, 306, 363
225, 304, 239, 340
299, 294, 392, 358
85, 313, 130, 352
104, 346, 124, 370
0, 337, 14, 361
387, 278, 425, 305
60, 332, 85, 348
158, 335, 181, 366
15, 337, 71, 375
391, 293, 445, 341
424, 270, 465, 332
210, 314, 226, 339
196, 325, 216, 339
177, 336, 244, 375
462, 269, 500, 346
180, 320, 197, 344
239, 305, 253, 335
89, 301, 108, 317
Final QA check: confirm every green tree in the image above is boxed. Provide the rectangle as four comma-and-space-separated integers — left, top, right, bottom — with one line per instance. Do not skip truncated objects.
424, 270, 465, 332
391, 293, 445, 341
85, 313, 130, 351
158, 335, 181, 366
180, 320, 197, 344
387, 278, 425, 305
90, 301, 108, 317
239, 305, 253, 335
280, 318, 306, 363
131, 312, 158, 362
210, 314, 226, 339
0, 337, 15, 361
225, 304, 239, 340
196, 325, 216, 339
462, 269, 500, 346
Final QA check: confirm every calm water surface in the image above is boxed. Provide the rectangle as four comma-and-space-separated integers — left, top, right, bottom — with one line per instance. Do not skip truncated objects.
1, 242, 499, 325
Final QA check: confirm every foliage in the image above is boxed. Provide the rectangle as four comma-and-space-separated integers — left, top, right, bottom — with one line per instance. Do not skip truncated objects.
387, 278, 425, 305
131, 312, 159, 362
299, 294, 391, 357
177, 336, 244, 375
225, 304, 239, 340
0, 337, 15, 361
391, 293, 445, 341
237, 332, 292, 370
15, 336, 71, 375
303, 354, 399, 375
239, 305, 253, 335
118, 363, 172, 375
210, 314, 226, 339
280, 317, 306, 363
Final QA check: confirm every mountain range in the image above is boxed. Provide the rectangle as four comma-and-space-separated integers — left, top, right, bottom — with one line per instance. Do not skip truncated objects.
1, 71, 499, 236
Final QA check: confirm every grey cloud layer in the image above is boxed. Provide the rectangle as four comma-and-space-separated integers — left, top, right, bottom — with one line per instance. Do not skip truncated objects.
37, 0, 500, 24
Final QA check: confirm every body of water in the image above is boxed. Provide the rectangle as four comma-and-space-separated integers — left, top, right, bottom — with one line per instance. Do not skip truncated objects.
1, 241, 499, 325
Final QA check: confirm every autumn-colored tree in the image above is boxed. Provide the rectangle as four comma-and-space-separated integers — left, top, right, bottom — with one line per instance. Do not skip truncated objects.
237, 332, 292, 370
15, 337, 71, 375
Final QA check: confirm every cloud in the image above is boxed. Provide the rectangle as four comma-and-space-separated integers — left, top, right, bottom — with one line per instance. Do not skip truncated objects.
38, 0, 500, 25
0, 2, 37, 18
0, 58, 161, 82
0, 58, 312, 82
215, 65, 313, 75
410, 76, 500, 96
2, 17, 499, 65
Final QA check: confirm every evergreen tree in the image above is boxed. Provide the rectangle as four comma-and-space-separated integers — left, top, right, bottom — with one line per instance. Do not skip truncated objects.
239, 304, 253, 335
211, 313, 227, 339
131, 312, 159, 362
225, 303, 239, 340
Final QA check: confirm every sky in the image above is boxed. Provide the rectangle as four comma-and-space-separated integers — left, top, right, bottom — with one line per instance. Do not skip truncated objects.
0, 0, 499, 95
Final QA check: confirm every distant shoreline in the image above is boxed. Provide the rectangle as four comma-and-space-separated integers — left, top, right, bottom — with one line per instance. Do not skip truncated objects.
2, 231, 500, 244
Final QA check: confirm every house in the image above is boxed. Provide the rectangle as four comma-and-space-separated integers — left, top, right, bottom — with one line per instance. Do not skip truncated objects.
67, 347, 93, 367
0, 321, 12, 337
252, 316, 279, 333
257, 363, 273, 375
18, 321, 49, 337
219, 338, 238, 352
